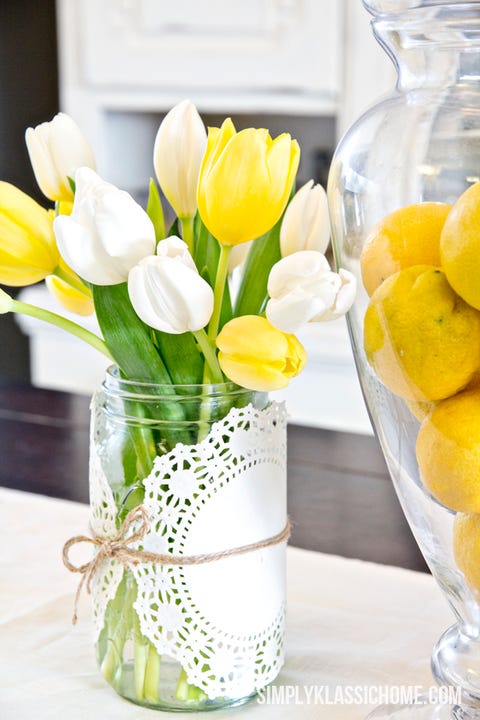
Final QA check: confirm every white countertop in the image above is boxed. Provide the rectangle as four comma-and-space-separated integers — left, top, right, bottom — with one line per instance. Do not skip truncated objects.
0, 487, 453, 719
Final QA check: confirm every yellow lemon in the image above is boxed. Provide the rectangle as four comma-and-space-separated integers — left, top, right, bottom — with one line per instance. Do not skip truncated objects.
406, 399, 435, 422
364, 265, 480, 402
441, 181, 480, 310
453, 513, 480, 597
416, 388, 480, 513
361, 202, 451, 296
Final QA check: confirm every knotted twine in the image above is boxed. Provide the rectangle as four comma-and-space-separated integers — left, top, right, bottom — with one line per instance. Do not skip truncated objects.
63, 505, 291, 624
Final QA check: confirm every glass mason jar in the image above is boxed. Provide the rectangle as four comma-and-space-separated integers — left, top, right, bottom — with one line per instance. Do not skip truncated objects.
89, 367, 287, 711
329, 1, 480, 717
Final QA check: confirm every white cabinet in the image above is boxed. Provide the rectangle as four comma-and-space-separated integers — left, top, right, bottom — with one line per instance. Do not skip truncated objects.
78, 0, 341, 107
56, 0, 395, 187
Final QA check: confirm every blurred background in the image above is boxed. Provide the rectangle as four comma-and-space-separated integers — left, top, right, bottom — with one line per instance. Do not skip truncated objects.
0, 0, 394, 432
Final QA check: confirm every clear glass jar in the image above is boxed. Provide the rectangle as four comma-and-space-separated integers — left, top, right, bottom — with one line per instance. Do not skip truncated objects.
90, 367, 287, 711
329, 1, 480, 717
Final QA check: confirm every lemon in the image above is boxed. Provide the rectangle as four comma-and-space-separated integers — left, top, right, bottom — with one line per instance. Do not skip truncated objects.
406, 400, 435, 422
416, 388, 480, 513
364, 265, 480, 402
361, 202, 451, 296
441, 181, 480, 310
453, 513, 480, 597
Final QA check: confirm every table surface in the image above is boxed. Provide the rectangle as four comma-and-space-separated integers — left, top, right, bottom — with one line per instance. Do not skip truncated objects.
0, 487, 450, 720
0, 380, 426, 572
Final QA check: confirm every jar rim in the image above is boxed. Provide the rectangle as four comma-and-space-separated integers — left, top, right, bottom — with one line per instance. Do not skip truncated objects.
103, 365, 260, 399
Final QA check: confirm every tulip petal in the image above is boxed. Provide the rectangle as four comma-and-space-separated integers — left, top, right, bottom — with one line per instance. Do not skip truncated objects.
25, 113, 95, 202
54, 214, 126, 285
216, 314, 288, 362
267, 251, 331, 298
156, 235, 197, 270
197, 122, 299, 246
95, 189, 156, 270
218, 352, 292, 392
200, 118, 237, 183
265, 251, 356, 332
216, 315, 306, 391
317, 268, 357, 321
54, 168, 156, 285
0, 182, 59, 284
266, 290, 331, 334
280, 180, 330, 256
45, 274, 94, 316
0, 182, 57, 253
49, 113, 96, 198
128, 256, 214, 334
25, 126, 62, 202
154, 100, 206, 217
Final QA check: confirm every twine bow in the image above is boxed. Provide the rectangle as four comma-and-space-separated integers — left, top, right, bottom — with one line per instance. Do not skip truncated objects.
63, 505, 291, 624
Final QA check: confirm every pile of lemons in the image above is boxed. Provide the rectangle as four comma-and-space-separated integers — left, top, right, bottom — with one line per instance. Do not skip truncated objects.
361, 182, 480, 596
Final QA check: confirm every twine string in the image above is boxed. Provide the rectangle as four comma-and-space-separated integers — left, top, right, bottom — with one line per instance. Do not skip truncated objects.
63, 506, 291, 624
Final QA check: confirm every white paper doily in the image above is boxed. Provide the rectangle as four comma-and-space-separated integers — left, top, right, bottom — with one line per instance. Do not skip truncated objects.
90, 401, 287, 699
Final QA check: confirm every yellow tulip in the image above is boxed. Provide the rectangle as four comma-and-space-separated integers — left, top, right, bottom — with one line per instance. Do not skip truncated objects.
46, 257, 94, 316
216, 315, 306, 392
49, 200, 73, 218
0, 182, 59, 285
197, 119, 300, 246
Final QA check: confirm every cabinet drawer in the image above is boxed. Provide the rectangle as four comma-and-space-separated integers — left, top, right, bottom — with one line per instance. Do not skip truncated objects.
78, 0, 341, 98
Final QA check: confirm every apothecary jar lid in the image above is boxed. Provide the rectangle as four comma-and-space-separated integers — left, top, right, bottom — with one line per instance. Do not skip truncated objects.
363, 0, 480, 14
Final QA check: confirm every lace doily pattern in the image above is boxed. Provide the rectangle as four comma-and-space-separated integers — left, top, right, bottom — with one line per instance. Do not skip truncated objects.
90, 401, 287, 698
89, 395, 125, 640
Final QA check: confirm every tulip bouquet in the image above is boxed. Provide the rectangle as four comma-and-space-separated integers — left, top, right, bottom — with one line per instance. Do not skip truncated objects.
0, 101, 355, 707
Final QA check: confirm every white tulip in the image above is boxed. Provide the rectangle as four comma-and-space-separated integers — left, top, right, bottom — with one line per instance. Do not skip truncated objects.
53, 168, 156, 285
280, 180, 330, 257
25, 112, 96, 202
266, 251, 356, 333
153, 99, 207, 218
155, 235, 197, 270
128, 253, 214, 334
228, 240, 252, 273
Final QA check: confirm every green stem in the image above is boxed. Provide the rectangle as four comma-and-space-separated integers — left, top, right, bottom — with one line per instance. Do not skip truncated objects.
134, 643, 148, 700
144, 644, 161, 703
192, 329, 223, 384
180, 216, 195, 256
100, 638, 122, 687
53, 264, 91, 295
100, 574, 132, 687
208, 244, 231, 343
174, 667, 207, 705
10, 299, 113, 361
175, 667, 189, 701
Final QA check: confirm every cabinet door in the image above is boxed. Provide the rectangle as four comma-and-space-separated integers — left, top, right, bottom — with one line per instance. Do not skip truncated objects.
78, 0, 340, 100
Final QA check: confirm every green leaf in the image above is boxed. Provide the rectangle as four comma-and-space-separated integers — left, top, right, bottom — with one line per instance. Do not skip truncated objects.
194, 216, 219, 283
233, 219, 281, 317
146, 178, 165, 243
167, 217, 180, 237
92, 283, 172, 385
153, 330, 203, 386
92, 283, 190, 448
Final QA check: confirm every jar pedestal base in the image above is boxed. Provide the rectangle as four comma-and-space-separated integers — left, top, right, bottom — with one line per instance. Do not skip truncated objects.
431, 625, 480, 705
365, 700, 475, 720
